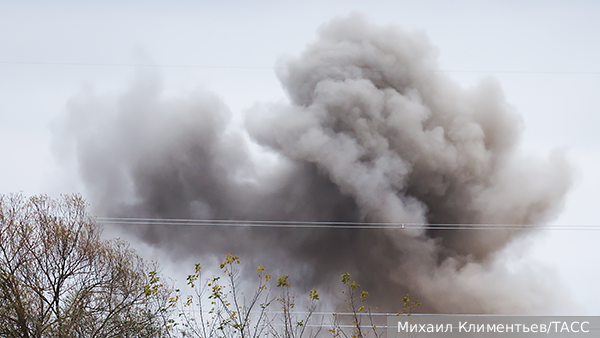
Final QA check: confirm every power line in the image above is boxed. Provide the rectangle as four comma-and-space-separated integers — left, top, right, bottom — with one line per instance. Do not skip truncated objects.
96, 217, 600, 230
1, 61, 600, 75
0, 61, 275, 70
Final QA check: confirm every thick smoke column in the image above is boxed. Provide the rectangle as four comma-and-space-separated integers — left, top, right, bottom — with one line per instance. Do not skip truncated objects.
57, 14, 572, 314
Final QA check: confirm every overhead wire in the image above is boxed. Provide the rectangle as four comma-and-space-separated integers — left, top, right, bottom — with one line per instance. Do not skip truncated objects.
96, 217, 600, 230
1, 60, 600, 75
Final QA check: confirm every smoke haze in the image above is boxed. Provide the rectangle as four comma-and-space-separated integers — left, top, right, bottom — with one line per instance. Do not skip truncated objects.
56, 14, 573, 314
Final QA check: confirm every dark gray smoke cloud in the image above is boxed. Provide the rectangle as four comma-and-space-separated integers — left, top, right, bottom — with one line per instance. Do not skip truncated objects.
56, 14, 573, 314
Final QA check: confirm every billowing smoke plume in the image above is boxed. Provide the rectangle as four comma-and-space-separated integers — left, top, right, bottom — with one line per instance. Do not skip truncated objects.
56, 14, 572, 314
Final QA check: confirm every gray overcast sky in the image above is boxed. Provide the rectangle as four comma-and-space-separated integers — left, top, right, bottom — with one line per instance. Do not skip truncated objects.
1, 0, 599, 313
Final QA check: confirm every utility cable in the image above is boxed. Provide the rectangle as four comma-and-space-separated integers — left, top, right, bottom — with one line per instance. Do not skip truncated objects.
96, 217, 600, 230
2, 61, 600, 75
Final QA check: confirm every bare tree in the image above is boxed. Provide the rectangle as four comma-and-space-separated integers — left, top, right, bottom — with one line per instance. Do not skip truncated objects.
174, 254, 321, 338
0, 193, 174, 337
330, 273, 419, 338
